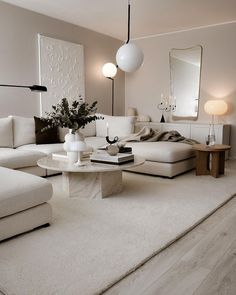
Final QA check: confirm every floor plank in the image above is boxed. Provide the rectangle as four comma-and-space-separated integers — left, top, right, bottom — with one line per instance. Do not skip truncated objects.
143, 214, 236, 295
104, 196, 236, 295
193, 239, 236, 295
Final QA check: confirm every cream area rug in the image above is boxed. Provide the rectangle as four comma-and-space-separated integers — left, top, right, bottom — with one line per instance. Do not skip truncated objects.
1, 161, 236, 295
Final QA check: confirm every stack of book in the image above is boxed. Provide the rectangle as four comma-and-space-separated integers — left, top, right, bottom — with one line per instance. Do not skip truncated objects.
52, 151, 68, 160
97, 146, 132, 153
90, 151, 134, 165
52, 151, 91, 161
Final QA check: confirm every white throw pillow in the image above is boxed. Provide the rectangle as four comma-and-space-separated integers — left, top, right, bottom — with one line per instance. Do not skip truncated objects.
95, 114, 135, 138
0, 117, 13, 148
10, 116, 36, 147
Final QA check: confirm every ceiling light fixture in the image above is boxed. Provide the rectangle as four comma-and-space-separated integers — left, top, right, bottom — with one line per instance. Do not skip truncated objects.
116, 0, 144, 73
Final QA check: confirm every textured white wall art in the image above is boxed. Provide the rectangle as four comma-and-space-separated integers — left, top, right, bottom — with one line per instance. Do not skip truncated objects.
38, 35, 85, 115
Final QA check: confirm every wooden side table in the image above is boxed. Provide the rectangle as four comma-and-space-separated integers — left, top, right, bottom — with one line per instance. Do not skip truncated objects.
192, 144, 231, 178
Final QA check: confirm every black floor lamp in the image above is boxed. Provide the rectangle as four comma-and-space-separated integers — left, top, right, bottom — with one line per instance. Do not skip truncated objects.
102, 63, 117, 116
0, 84, 47, 92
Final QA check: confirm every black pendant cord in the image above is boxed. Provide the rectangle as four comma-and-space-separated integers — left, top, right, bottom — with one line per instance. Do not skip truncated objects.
126, 1, 131, 44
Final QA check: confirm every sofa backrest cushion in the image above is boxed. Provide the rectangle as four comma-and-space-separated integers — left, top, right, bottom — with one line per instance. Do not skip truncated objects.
58, 121, 96, 142
0, 117, 13, 148
10, 116, 36, 147
95, 114, 135, 138
80, 121, 96, 137
58, 127, 68, 142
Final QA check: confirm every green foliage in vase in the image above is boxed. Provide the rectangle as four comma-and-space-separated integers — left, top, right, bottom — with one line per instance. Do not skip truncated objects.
43, 97, 102, 134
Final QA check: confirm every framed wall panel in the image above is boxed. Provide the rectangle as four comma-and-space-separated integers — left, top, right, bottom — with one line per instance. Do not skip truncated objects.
38, 35, 85, 115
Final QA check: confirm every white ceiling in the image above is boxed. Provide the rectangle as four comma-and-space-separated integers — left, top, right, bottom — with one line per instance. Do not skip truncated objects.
2, 0, 236, 40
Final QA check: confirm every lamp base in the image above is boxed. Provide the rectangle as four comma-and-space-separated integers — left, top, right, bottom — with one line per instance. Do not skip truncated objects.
208, 124, 216, 146
207, 135, 216, 146
74, 152, 85, 166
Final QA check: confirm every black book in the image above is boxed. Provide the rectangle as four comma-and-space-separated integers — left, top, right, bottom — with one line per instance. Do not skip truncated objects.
119, 146, 132, 153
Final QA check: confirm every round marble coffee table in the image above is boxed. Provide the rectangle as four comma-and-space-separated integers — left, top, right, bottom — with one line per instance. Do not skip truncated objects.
38, 155, 145, 199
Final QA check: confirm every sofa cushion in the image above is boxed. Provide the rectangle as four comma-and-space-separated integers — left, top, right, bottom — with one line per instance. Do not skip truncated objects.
10, 116, 35, 147
34, 116, 60, 144
58, 122, 96, 143
96, 114, 135, 138
0, 148, 45, 169
127, 141, 195, 163
0, 167, 52, 218
0, 117, 13, 148
17, 143, 64, 155
59, 127, 68, 142
81, 121, 96, 137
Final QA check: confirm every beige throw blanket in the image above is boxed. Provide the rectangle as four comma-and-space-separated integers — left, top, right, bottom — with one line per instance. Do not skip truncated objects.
122, 126, 198, 145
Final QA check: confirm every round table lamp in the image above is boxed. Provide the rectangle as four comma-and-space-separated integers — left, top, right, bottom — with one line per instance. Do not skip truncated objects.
204, 100, 228, 145
204, 100, 228, 116
70, 141, 87, 166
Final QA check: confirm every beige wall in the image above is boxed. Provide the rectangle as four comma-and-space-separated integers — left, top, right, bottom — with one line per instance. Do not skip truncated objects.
125, 23, 236, 157
0, 1, 125, 117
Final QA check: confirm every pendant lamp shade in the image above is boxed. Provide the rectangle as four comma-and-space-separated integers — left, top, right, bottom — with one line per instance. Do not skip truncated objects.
116, 43, 144, 73
116, 0, 144, 73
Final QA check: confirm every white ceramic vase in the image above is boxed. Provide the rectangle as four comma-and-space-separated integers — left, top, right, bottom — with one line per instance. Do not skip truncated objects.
63, 129, 86, 164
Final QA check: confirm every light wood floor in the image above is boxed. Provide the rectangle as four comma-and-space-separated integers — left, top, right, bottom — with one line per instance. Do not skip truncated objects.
104, 195, 236, 295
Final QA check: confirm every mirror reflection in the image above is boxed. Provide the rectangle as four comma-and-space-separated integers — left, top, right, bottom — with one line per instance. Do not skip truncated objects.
170, 45, 202, 120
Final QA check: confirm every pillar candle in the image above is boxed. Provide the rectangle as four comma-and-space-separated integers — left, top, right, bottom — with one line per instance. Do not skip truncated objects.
106, 123, 109, 137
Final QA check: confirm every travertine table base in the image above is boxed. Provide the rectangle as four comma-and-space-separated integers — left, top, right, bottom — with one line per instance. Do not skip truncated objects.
37, 155, 145, 199
62, 170, 122, 199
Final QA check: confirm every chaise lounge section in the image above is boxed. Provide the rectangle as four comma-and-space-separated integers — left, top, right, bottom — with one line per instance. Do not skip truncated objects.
0, 167, 53, 241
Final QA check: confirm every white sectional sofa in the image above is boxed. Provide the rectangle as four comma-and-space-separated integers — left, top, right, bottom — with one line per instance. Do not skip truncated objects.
0, 114, 198, 178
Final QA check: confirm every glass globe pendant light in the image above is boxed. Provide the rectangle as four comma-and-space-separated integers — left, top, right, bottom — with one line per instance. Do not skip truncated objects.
116, 0, 144, 73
